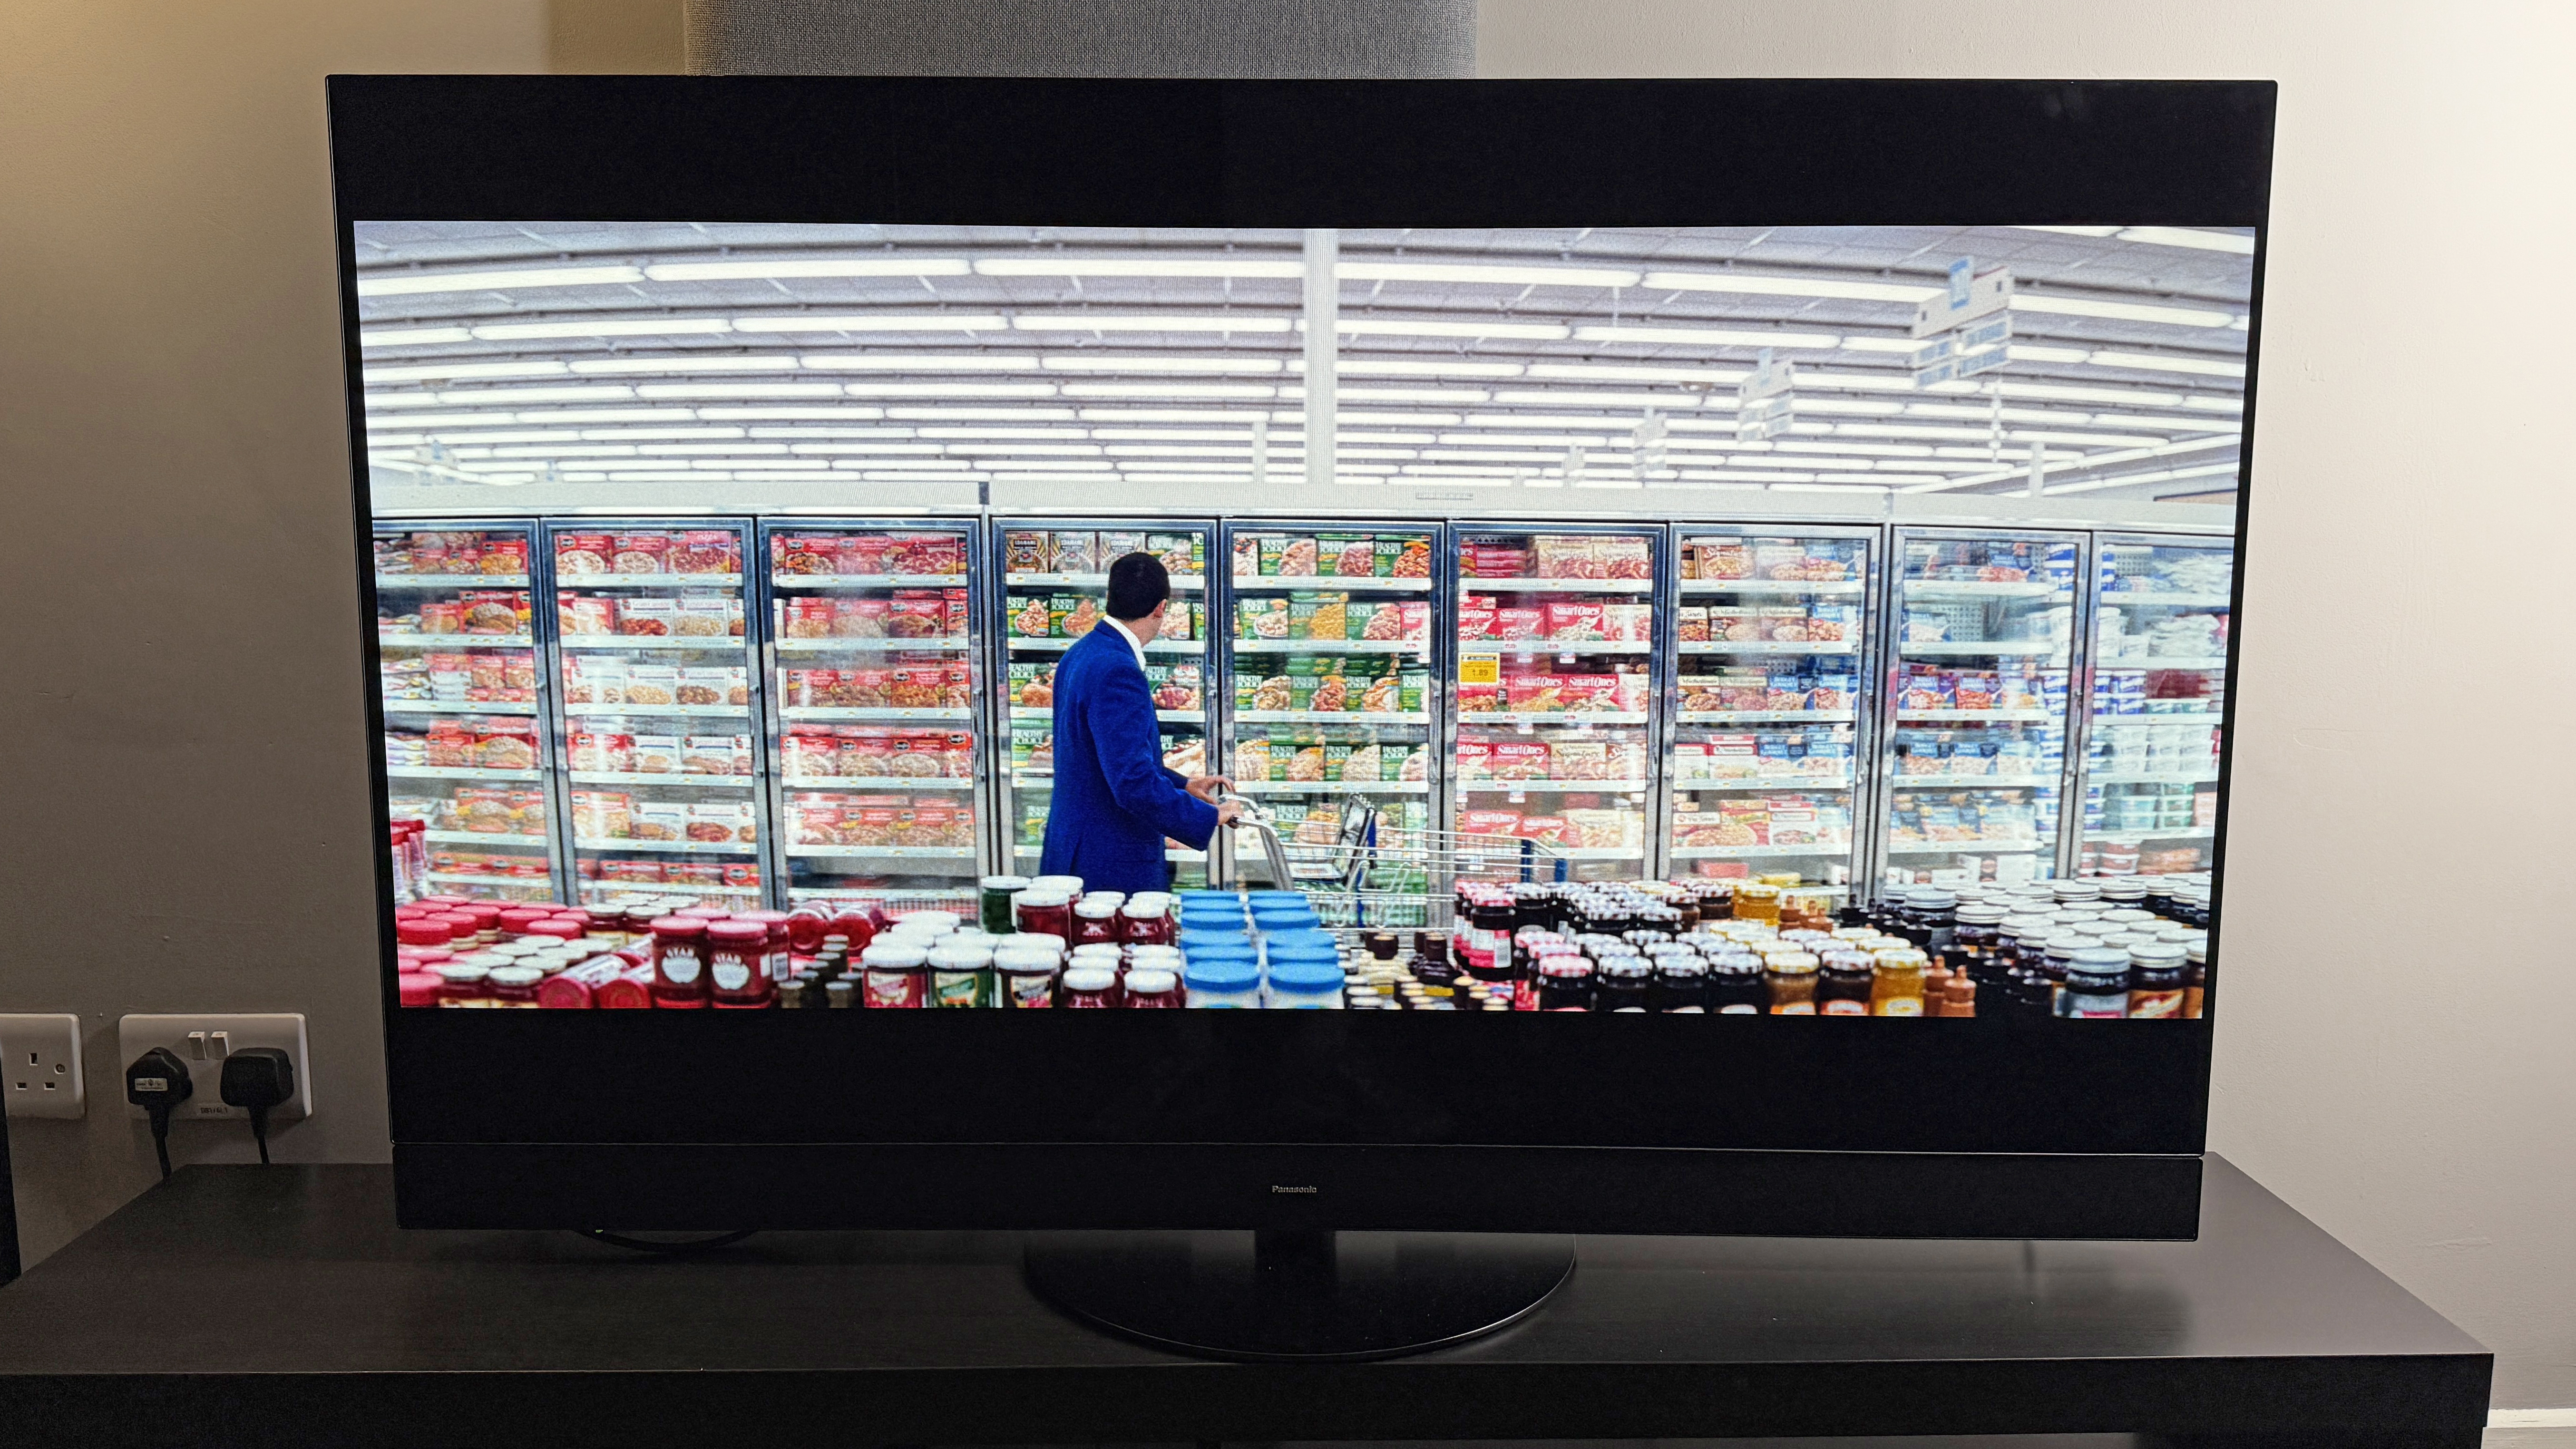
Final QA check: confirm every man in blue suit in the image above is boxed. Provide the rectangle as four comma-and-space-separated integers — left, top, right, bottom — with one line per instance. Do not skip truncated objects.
1038, 552, 1239, 895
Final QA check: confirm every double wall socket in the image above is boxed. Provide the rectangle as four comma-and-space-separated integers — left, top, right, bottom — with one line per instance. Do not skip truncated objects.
0, 1014, 85, 1119
116, 1014, 312, 1122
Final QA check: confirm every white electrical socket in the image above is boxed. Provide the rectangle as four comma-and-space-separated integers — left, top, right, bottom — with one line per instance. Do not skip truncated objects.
0, 1014, 85, 1119
116, 1014, 312, 1122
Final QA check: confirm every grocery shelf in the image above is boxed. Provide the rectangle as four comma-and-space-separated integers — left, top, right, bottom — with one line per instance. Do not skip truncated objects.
782, 845, 975, 859
1474, 640, 1655, 656
1238, 780, 1430, 796
585, 883, 764, 899
1678, 710, 1857, 726
1678, 641, 1857, 656
1011, 845, 1205, 863
2090, 712, 2220, 727
1883, 839, 2046, 855
1005, 572, 1205, 592
2085, 825, 2216, 844
2101, 591, 2232, 608
422, 872, 553, 889
1901, 580, 2060, 599
771, 573, 968, 590
1677, 579, 1866, 597
1461, 711, 1649, 727
379, 634, 535, 650
1900, 641, 2063, 657
1228, 638, 1430, 655
1671, 775, 1853, 793
385, 764, 543, 783
421, 830, 549, 847
774, 636, 968, 653
1009, 636, 1207, 655
2087, 770, 2218, 786
1459, 845, 1642, 862
780, 776, 974, 791
2098, 656, 2228, 671
1011, 706, 1203, 725
375, 574, 530, 589
575, 837, 757, 856
559, 635, 748, 651
1232, 710, 1429, 726
567, 771, 756, 788
1670, 842, 1851, 860
779, 706, 971, 723
1898, 709, 2058, 722
560, 573, 744, 589
564, 703, 750, 719
1228, 575, 1432, 593
1890, 774, 2060, 790
381, 700, 539, 715
1461, 779, 1653, 793
1458, 578, 1654, 595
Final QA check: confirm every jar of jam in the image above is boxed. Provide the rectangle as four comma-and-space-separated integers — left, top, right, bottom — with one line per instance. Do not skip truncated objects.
1535, 957, 1594, 1011
486, 965, 544, 1007
927, 943, 993, 1008
829, 902, 880, 953
398, 971, 442, 1008
859, 942, 929, 1008
1016, 889, 1073, 940
397, 919, 453, 950
1650, 958, 1708, 1012
2126, 943, 2187, 1018
980, 875, 1032, 934
1072, 898, 1122, 947
1118, 899, 1174, 947
432, 960, 491, 1006
785, 906, 831, 954
994, 949, 1060, 1008
1733, 881, 1781, 924
1868, 948, 1929, 1016
1060, 965, 1119, 1008
1817, 953, 1875, 1015
1122, 968, 1182, 1008
1029, 874, 1084, 903
646, 916, 710, 1008
1765, 952, 1819, 1013
705, 920, 773, 1008
2060, 948, 2133, 1018
1593, 958, 1652, 1011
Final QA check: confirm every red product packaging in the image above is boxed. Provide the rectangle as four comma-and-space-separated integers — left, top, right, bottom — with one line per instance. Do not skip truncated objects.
837, 535, 893, 576
554, 533, 614, 575
1558, 674, 1623, 711
887, 593, 949, 638
1460, 808, 1523, 838
1457, 595, 1497, 639
1487, 740, 1553, 781
1397, 602, 1431, 641
942, 588, 973, 634
1493, 607, 1546, 641
1542, 601, 1606, 641
476, 537, 529, 577
780, 597, 837, 638
832, 597, 892, 636
774, 535, 842, 575
609, 534, 671, 574
1504, 674, 1566, 712
1518, 815, 1572, 845
672, 530, 738, 575
1453, 738, 1495, 778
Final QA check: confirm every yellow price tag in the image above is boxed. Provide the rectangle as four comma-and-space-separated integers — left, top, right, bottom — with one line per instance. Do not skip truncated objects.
1458, 654, 1501, 686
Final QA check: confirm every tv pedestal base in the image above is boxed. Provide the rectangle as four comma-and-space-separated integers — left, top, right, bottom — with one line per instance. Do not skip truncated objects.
1023, 1227, 1575, 1361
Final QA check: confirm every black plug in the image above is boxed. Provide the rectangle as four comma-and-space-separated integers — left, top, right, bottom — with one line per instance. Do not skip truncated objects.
219, 1049, 294, 1166
125, 1048, 194, 1180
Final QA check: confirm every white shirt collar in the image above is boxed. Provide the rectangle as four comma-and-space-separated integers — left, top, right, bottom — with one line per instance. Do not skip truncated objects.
1103, 616, 1148, 673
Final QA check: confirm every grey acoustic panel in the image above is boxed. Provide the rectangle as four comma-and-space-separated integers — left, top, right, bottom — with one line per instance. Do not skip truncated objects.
684, 0, 1474, 77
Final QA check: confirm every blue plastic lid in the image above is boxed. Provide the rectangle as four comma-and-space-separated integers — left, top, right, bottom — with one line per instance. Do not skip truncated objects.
1176, 890, 1240, 904
1183, 959, 1260, 992
1184, 940, 1259, 961
1252, 913, 1321, 931
1246, 890, 1305, 905
1263, 928, 1337, 951
1267, 959, 1344, 991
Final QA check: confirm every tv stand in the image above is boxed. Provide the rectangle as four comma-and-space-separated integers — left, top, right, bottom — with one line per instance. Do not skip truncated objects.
1022, 1226, 1577, 1361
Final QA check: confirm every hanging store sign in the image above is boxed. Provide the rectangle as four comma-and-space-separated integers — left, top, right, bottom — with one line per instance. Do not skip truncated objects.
1737, 349, 1796, 442
1911, 258, 2014, 338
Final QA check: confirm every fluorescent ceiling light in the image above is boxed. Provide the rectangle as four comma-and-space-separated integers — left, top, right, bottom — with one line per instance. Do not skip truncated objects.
974, 256, 1303, 278
357, 265, 642, 297
643, 258, 970, 281
945, 444, 1102, 456
2013, 225, 2123, 238
916, 427, 1086, 438
799, 354, 1039, 371
749, 427, 914, 438
1831, 336, 1922, 353
2182, 395, 2244, 411
472, 318, 732, 341
636, 383, 844, 399
361, 327, 473, 347
843, 383, 1059, 398
1337, 261, 1640, 289
1328, 387, 1491, 404
1489, 390, 1687, 409
1526, 362, 1743, 385
2087, 350, 2248, 378
1077, 409, 1268, 423
1458, 414, 1642, 430
786, 444, 946, 455
1013, 313, 1290, 331
1041, 355, 1282, 373
2048, 461, 2241, 496
889, 407, 1078, 420
567, 356, 797, 374
435, 385, 637, 405
2117, 226, 2257, 255
366, 360, 567, 382
1790, 371, 1915, 393
2010, 295, 2237, 328
1323, 360, 1524, 379
734, 313, 1005, 332
701, 407, 892, 420
1062, 383, 1277, 399
1300, 318, 1571, 340
1997, 381, 2184, 408
1640, 271, 1939, 303
2006, 344, 2091, 364
1573, 324, 1841, 350
541, 408, 703, 423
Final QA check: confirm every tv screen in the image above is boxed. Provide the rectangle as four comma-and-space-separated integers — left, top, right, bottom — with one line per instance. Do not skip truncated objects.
335, 78, 2270, 1239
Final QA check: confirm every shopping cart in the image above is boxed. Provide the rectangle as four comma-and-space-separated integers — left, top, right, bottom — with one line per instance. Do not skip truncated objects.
1205, 794, 1569, 932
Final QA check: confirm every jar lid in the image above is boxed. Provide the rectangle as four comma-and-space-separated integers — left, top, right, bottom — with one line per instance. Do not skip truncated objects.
1016, 889, 1072, 908
1029, 875, 1084, 895
1183, 959, 1258, 991
859, 943, 928, 967
648, 915, 708, 937
397, 972, 442, 1007
488, 966, 545, 987
1538, 958, 1593, 979
993, 949, 1059, 971
2044, 933, 2101, 953
1061, 966, 1116, 992
927, 944, 993, 969
1768, 953, 1820, 973
1068, 943, 1125, 963
396, 921, 452, 946
1955, 904, 2007, 924
1014, 933, 1067, 954
1073, 899, 1120, 920
1655, 959, 1707, 979
1267, 960, 1342, 990
1125, 968, 1178, 995
981, 875, 1033, 892
1873, 948, 1930, 968
707, 920, 766, 943
1128, 945, 1183, 963
431, 962, 489, 983
2129, 942, 2187, 962
893, 909, 959, 934
1119, 900, 1167, 920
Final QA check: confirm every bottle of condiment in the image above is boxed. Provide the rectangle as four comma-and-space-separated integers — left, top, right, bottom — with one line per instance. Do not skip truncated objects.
1816, 953, 1875, 1015
1650, 958, 1708, 1012
1059, 965, 1119, 1008
1119, 899, 1175, 947
1593, 958, 1652, 1011
705, 920, 773, 1008
1015, 889, 1073, 940
1733, 881, 1782, 924
927, 943, 994, 1008
1122, 968, 1182, 1008
2127, 943, 2187, 1018
1533, 957, 1594, 1011
646, 916, 710, 1008
979, 875, 1032, 934
1868, 948, 1929, 1016
2059, 948, 2134, 1018
1707, 954, 1766, 1014
2184, 940, 2209, 1018
1765, 952, 1819, 1014
1938, 974, 1977, 1017
858, 941, 929, 1008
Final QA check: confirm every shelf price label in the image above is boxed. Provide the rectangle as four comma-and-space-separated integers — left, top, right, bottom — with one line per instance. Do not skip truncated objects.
1458, 652, 1501, 686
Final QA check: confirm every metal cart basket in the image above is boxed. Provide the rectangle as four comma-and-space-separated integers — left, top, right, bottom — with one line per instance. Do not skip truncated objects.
1205, 795, 1568, 932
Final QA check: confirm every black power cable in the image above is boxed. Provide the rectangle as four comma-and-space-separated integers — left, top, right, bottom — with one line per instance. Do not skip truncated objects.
219, 1049, 296, 1165
579, 1229, 757, 1254
123, 1048, 194, 1180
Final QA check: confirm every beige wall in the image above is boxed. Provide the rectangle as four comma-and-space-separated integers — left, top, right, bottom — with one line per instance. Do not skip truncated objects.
1484, 0, 2576, 1409
4, 0, 2566, 1413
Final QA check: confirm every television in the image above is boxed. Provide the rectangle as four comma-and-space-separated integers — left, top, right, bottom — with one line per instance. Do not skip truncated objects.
333, 77, 2271, 1357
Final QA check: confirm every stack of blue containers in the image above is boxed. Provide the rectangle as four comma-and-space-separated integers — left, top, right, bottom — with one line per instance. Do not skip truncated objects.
1175, 889, 1344, 1008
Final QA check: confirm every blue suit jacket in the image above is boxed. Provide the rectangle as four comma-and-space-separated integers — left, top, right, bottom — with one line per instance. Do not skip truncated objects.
1036, 624, 1217, 895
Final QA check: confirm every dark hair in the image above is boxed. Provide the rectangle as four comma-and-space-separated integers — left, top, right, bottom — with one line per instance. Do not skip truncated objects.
1105, 552, 1171, 621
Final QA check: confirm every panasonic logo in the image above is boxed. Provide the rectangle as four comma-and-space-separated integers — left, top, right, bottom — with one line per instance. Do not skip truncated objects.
1270, 1185, 1318, 1195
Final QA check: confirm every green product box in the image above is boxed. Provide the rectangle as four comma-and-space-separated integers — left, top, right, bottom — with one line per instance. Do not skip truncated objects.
1237, 596, 1287, 641
1257, 535, 1288, 576
1323, 740, 1354, 781
1372, 536, 1404, 576
1400, 671, 1428, 712
1010, 722, 1047, 772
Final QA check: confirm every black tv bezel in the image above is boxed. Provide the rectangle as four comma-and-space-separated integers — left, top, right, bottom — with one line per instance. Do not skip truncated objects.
332, 75, 2272, 1238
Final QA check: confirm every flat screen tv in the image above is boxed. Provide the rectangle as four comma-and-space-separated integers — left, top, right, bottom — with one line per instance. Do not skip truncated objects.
332, 77, 2270, 1351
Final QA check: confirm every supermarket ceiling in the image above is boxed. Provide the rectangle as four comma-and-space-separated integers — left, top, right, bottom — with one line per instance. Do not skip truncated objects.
353, 224, 2252, 506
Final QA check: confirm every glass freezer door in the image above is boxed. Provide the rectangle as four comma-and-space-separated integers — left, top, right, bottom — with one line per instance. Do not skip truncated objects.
1668, 528, 1874, 898
995, 522, 1214, 888
373, 521, 560, 904
2077, 534, 2233, 880
548, 520, 767, 913
1877, 528, 2085, 891
1221, 524, 1441, 915
1451, 526, 1660, 883
765, 522, 982, 916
